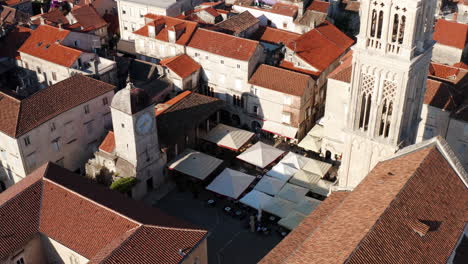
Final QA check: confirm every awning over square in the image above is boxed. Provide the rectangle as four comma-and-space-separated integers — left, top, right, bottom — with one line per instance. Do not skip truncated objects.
267, 163, 298, 182
254, 175, 287, 196
202, 124, 254, 151
294, 197, 322, 215
237, 142, 285, 168
289, 170, 332, 197
278, 211, 307, 230
279, 152, 309, 170
206, 168, 256, 199
277, 183, 309, 203
168, 148, 223, 180
298, 124, 323, 152
263, 196, 297, 218
239, 190, 273, 210
262, 120, 298, 139
302, 159, 332, 178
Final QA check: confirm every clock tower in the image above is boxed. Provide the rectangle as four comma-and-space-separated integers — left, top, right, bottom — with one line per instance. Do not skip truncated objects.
110, 84, 165, 197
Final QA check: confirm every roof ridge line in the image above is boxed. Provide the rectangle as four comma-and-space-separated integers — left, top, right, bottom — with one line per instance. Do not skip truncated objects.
43, 177, 143, 226
142, 224, 208, 233
344, 148, 436, 263
281, 191, 350, 264
93, 225, 143, 263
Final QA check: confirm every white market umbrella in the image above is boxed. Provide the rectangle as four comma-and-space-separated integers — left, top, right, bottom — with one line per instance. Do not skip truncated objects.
206, 168, 256, 199
237, 142, 285, 168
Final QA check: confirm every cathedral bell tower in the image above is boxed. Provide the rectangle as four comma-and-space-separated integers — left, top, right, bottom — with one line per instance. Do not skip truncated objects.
339, 0, 437, 189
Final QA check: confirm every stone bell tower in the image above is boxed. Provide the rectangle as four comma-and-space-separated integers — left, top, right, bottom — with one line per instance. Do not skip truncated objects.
339, 0, 437, 189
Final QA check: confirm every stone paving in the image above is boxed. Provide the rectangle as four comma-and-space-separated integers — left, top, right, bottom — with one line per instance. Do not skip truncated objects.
153, 189, 284, 264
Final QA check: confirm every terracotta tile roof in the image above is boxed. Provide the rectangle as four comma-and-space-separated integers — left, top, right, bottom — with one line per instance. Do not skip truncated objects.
0, 25, 32, 59
279, 60, 321, 78
197, 6, 220, 17
433, 19, 468, 49
328, 52, 353, 83
424, 79, 459, 111
262, 145, 468, 263
188, 28, 260, 61
344, 0, 360, 12
0, 162, 207, 263
307, 0, 330, 13
39, 8, 70, 25
70, 4, 108, 31
287, 22, 354, 72
0, 75, 115, 138
249, 64, 312, 96
260, 191, 350, 264
135, 15, 198, 46
252, 26, 300, 45
270, 2, 298, 17
99, 130, 115, 153
156, 92, 224, 145
453, 62, 468, 70
18, 24, 82, 67
160, 54, 201, 78
4, 0, 30, 6
100, 225, 207, 263
0, 165, 44, 260
429, 62, 468, 85
216, 11, 259, 34
0, 5, 30, 25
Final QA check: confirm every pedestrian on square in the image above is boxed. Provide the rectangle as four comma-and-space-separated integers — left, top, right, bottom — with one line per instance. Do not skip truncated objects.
249, 215, 256, 233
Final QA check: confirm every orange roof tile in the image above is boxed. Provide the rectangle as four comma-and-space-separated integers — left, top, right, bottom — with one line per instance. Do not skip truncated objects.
160, 54, 201, 79
270, 2, 298, 17
135, 15, 198, 46
279, 60, 321, 78
187, 28, 260, 61
0, 75, 115, 138
0, 162, 207, 263
287, 22, 354, 72
155, 91, 192, 116
249, 64, 312, 96
429, 62, 468, 85
70, 4, 108, 31
254, 26, 300, 45
424, 79, 459, 111
433, 19, 468, 49
328, 53, 353, 83
453, 62, 468, 70
262, 145, 468, 263
18, 25, 82, 67
99, 131, 115, 153
307, 0, 330, 13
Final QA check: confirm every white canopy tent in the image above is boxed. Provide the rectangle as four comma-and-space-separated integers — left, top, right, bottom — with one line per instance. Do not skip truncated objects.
289, 170, 332, 197
239, 189, 273, 210
236, 142, 285, 168
278, 211, 307, 230
277, 183, 309, 203
261, 120, 298, 140
168, 148, 223, 180
262, 196, 297, 218
266, 163, 298, 182
202, 124, 254, 151
206, 168, 256, 199
254, 175, 287, 196
297, 124, 323, 152
279, 152, 309, 170
294, 197, 322, 215
302, 159, 332, 178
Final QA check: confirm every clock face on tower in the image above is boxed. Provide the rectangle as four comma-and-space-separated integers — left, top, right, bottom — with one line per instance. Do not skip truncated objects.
136, 112, 154, 135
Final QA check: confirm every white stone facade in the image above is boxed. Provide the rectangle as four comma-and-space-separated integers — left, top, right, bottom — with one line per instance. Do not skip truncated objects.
117, 0, 202, 41
0, 91, 114, 189
338, 0, 437, 189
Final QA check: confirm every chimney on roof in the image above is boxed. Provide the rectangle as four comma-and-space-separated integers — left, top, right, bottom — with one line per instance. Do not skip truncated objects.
39, 16, 45, 25
58, 23, 63, 30
454, 12, 458, 21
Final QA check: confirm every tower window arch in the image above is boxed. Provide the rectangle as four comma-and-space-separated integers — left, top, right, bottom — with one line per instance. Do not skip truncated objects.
391, 14, 399, 43
398, 16, 406, 44
370, 9, 377, 37
378, 80, 397, 138
358, 73, 375, 131
377, 10, 384, 39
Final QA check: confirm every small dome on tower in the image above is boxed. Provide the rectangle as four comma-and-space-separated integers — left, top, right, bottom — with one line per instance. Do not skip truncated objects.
111, 83, 152, 115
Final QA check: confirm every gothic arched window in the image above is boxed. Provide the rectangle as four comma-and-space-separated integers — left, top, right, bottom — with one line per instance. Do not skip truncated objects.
370, 9, 377, 37
398, 16, 406, 44
391, 14, 399, 43
377, 10, 384, 39
358, 73, 375, 131
378, 80, 397, 138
